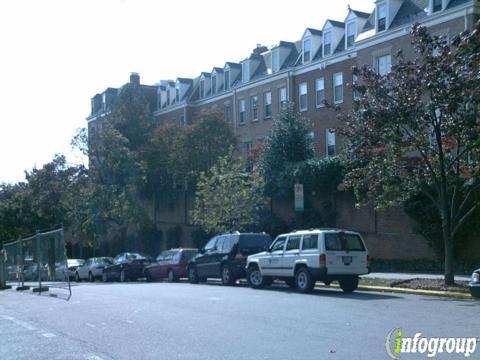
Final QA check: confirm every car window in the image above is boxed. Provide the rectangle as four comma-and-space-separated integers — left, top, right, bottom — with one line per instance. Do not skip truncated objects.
181, 250, 198, 261
286, 236, 301, 251
239, 235, 271, 250
325, 233, 365, 251
216, 236, 226, 252
204, 237, 218, 251
270, 236, 287, 252
302, 234, 318, 250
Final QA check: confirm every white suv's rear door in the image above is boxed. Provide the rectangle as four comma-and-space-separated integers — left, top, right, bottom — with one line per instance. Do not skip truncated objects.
323, 232, 368, 275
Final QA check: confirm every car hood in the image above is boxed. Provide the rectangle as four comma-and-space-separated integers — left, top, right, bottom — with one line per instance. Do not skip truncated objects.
248, 251, 268, 260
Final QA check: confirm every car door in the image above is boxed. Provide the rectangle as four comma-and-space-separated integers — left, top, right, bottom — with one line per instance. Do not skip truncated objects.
260, 236, 287, 276
209, 236, 226, 277
196, 237, 218, 277
78, 259, 90, 279
281, 235, 301, 276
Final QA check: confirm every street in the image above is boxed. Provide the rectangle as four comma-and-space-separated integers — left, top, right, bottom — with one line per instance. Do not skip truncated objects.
0, 281, 479, 360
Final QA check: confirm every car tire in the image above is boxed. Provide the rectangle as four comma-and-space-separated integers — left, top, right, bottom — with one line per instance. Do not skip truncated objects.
469, 286, 480, 299
167, 270, 177, 283
221, 265, 235, 286
120, 270, 126, 282
102, 272, 109, 283
295, 267, 315, 293
339, 276, 359, 293
88, 272, 94, 282
75, 272, 81, 283
285, 278, 296, 289
247, 266, 268, 289
188, 266, 199, 284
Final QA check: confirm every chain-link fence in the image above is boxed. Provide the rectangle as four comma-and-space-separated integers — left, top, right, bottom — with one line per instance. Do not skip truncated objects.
3, 228, 71, 300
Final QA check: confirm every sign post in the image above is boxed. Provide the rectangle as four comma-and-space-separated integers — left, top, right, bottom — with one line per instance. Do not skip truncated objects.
294, 183, 304, 212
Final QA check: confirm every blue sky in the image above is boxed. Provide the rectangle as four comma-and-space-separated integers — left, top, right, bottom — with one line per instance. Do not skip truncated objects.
0, 0, 373, 183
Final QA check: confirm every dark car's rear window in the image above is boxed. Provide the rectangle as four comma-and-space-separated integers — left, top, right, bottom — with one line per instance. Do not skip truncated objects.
324, 233, 365, 252
239, 235, 272, 250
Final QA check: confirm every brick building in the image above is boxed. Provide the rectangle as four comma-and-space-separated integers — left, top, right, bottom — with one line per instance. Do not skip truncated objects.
87, 0, 480, 260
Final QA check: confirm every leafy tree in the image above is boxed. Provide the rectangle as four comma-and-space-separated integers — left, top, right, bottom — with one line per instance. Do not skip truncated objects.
259, 103, 314, 197
192, 151, 265, 233
341, 23, 480, 285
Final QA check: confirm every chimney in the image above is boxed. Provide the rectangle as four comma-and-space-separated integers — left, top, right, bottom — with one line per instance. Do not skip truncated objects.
253, 44, 268, 55
130, 72, 140, 86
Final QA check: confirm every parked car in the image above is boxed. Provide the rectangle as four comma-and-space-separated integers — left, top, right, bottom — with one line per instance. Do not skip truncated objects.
75, 257, 113, 282
102, 253, 152, 282
23, 263, 48, 281
55, 259, 85, 281
470, 269, 480, 299
246, 229, 370, 293
188, 232, 272, 285
144, 248, 198, 282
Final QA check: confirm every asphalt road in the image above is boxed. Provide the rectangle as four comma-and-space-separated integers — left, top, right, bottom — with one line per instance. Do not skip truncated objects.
0, 281, 479, 360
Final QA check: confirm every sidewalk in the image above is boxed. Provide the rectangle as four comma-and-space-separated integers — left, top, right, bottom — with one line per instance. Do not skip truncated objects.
363, 272, 471, 282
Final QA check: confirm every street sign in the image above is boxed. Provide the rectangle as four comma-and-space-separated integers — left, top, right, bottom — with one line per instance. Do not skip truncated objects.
294, 183, 304, 212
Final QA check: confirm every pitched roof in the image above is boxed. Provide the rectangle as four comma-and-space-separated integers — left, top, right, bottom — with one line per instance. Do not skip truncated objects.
326, 20, 345, 28
390, 0, 428, 28
351, 9, 371, 19
304, 28, 323, 37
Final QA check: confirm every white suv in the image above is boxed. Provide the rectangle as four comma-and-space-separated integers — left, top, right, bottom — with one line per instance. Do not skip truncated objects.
246, 229, 369, 293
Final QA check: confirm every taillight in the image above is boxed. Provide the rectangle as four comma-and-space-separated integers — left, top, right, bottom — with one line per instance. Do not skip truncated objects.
235, 253, 246, 262
319, 254, 326, 266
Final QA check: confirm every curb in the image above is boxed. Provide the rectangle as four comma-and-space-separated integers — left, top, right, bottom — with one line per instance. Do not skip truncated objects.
315, 283, 472, 300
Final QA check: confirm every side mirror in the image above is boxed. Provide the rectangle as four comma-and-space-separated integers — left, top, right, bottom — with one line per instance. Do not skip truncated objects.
266, 247, 272, 253
200, 248, 206, 254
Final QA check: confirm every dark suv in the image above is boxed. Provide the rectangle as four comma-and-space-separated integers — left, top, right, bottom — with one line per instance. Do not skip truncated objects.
188, 232, 272, 285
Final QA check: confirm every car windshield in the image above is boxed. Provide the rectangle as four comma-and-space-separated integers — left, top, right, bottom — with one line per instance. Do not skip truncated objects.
99, 258, 113, 265
239, 235, 272, 250
324, 233, 365, 251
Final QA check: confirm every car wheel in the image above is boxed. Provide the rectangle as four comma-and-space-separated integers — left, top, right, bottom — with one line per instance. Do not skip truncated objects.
470, 287, 480, 299
295, 267, 315, 293
167, 270, 177, 283
339, 276, 359, 294
88, 272, 94, 282
188, 266, 199, 284
247, 266, 267, 289
102, 272, 108, 283
285, 278, 296, 289
120, 270, 126, 282
75, 272, 81, 283
221, 265, 235, 286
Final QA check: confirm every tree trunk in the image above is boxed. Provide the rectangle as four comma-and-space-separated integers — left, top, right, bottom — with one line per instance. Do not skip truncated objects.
440, 192, 455, 286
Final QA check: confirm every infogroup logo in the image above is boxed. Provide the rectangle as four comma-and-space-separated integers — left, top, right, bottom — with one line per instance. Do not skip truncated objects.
385, 328, 478, 359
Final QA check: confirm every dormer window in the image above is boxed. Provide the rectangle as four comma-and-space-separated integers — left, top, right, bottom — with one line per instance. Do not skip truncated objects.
323, 31, 332, 56
346, 21, 356, 49
200, 79, 205, 99
211, 75, 217, 95
377, 3, 387, 32
272, 49, 280, 73
224, 70, 230, 90
303, 37, 311, 63
432, 0, 442, 12
242, 62, 250, 83
175, 87, 180, 103
166, 90, 170, 105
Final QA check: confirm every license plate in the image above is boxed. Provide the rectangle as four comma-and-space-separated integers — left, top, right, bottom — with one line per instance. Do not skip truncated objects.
342, 256, 352, 265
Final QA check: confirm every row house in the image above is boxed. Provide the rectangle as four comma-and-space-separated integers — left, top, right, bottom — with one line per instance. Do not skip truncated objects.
87, 0, 479, 259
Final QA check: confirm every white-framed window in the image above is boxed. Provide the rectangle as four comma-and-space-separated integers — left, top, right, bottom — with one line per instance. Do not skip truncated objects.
251, 95, 258, 121
376, 54, 392, 76
199, 79, 205, 99
272, 49, 279, 72
242, 62, 250, 83
239, 99, 246, 124
175, 87, 180, 103
303, 37, 312, 63
323, 31, 332, 56
346, 21, 356, 49
264, 92, 272, 118
279, 87, 287, 111
224, 70, 230, 90
326, 128, 336, 156
432, 0, 443, 12
315, 78, 325, 108
299, 83, 308, 111
333, 72, 343, 104
211, 76, 217, 94
377, 3, 387, 32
